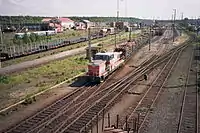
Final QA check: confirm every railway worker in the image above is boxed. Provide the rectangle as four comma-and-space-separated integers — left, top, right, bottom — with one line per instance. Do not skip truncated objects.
111, 125, 116, 129
144, 74, 148, 81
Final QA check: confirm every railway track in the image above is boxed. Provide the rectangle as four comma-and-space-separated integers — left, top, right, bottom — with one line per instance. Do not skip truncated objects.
2, 39, 158, 133
2, 31, 188, 133
35, 50, 170, 133
115, 44, 186, 132
35, 53, 160, 133
4, 79, 120, 133
3, 52, 156, 133
2, 83, 96, 133
54, 45, 187, 133
176, 47, 198, 133
4, 43, 185, 133
197, 46, 200, 133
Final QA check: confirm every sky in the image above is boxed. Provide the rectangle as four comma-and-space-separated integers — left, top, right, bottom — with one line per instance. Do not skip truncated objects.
0, 0, 200, 19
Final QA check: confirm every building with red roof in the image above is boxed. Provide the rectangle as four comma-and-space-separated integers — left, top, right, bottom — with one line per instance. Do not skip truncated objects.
41, 17, 75, 31
58, 17, 75, 29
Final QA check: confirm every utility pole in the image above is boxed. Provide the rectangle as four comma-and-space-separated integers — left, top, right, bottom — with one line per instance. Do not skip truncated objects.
196, 17, 199, 36
0, 26, 3, 68
173, 9, 176, 42
129, 27, 132, 41
173, 9, 176, 26
149, 26, 151, 51
115, 0, 120, 48
115, 27, 117, 48
181, 12, 184, 20
88, 28, 92, 62
179, 12, 184, 36
9, 16, 12, 26
0, 26, 3, 45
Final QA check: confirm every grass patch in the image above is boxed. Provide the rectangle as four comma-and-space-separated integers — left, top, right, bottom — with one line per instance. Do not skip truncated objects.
0, 55, 89, 108
1, 55, 88, 101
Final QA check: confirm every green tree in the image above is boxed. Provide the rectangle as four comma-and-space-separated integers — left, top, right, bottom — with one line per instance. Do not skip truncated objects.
35, 34, 41, 42
30, 33, 36, 42
13, 38, 20, 45
23, 33, 30, 44
188, 26, 195, 32
13, 35, 21, 45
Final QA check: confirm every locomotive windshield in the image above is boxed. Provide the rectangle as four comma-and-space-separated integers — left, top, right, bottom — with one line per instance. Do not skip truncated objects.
94, 55, 109, 61
94, 54, 114, 61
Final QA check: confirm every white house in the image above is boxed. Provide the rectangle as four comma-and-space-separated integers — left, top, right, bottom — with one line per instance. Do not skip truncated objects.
58, 17, 75, 30
82, 20, 95, 29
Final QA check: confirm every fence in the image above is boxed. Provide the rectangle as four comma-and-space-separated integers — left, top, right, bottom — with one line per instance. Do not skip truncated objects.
82, 111, 142, 133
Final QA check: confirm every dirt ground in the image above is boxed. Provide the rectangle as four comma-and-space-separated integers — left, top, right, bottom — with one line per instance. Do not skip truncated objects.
0, 31, 187, 132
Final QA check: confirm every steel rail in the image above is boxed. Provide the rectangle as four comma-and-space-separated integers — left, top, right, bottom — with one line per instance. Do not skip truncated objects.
63, 47, 182, 133
121, 44, 183, 130
4, 83, 93, 133
137, 45, 185, 132
176, 46, 197, 133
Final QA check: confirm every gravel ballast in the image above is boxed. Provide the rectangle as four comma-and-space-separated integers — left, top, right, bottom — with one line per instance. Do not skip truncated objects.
139, 45, 194, 133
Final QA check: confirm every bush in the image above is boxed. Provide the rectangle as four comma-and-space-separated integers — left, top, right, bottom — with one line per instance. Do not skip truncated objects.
22, 97, 33, 105
13, 37, 21, 45
72, 33, 76, 36
23, 33, 30, 44
30, 33, 37, 42
0, 76, 9, 84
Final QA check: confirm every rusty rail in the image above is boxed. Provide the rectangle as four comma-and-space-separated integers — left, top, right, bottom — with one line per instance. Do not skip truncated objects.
176, 46, 198, 133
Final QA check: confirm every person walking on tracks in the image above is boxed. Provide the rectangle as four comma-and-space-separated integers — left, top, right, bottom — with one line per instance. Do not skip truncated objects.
144, 74, 148, 81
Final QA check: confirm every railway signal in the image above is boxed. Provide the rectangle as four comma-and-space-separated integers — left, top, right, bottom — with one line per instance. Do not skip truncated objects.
115, 0, 124, 48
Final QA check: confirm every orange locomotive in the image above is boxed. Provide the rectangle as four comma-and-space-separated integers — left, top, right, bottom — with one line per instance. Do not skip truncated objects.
87, 52, 124, 82
87, 41, 137, 82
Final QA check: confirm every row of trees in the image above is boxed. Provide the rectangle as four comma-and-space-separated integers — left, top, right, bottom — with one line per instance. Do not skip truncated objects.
0, 16, 43, 24
12, 30, 84, 45
13, 33, 51, 45
0, 16, 140, 25
69, 16, 140, 22
180, 20, 200, 32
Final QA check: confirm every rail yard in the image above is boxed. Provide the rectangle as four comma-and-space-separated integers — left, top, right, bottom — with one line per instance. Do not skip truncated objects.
0, 1, 200, 133
0, 21, 199, 133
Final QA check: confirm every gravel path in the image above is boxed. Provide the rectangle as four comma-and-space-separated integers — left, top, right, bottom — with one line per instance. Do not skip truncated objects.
139, 45, 194, 133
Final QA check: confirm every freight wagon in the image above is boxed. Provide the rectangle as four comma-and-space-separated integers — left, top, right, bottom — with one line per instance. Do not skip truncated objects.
14, 30, 56, 39
1, 29, 121, 61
